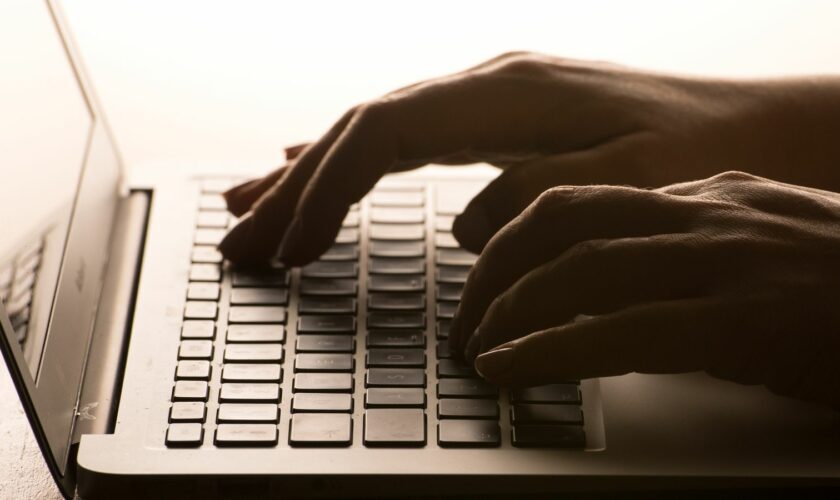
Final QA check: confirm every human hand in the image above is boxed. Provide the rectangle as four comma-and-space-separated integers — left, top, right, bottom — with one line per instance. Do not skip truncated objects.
452, 171, 840, 409
219, 52, 840, 265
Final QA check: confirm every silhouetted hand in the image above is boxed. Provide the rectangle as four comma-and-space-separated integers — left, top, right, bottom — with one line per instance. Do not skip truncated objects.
455, 171, 840, 409
218, 51, 840, 265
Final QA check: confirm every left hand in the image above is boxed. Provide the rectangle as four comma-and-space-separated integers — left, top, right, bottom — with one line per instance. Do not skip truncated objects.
455, 171, 840, 410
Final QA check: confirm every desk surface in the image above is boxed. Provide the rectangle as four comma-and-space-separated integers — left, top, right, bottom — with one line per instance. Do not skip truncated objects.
3, 1, 840, 498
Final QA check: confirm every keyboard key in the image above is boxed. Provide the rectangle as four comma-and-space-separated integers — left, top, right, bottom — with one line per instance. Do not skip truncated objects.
369, 224, 425, 241
200, 178, 233, 193
368, 257, 425, 275
363, 409, 426, 447
293, 373, 354, 393
292, 393, 353, 413
230, 288, 289, 305
296, 335, 355, 353
370, 191, 424, 207
181, 320, 215, 339
511, 425, 585, 448
222, 363, 282, 382
228, 306, 286, 324
300, 278, 358, 296
335, 227, 359, 244
194, 228, 226, 245
198, 193, 227, 210
166, 423, 203, 447
435, 215, 455, 232
289, 413, 352, 447
511, 404, 584, 425
437, 359, 476, 378
438, 420, 500, 448
232, 269, 290, 287
436, 341, 453, 359
169, 402, 206, 423
437, 379, 498, 399
369, 275, 425, 293
436, 249, 478, 267
217, 403, 279, 423
176, 360, 212, 380
196, 211, 229, 228
298, 297, 357, 315
215, 424, 278, 447
369, 241, 425, 258
184, 301, 217, 320
374, 183, 424, 192
436, 265, 470, 284
367, 330, 425, 348
367, 348, 426, 368
436, 320, 451, 339
224, 344, 284, 363
297, 315, 356, 334
365, 388, 425, 408
219, 383, 281, 403
302, 261, 358, 278
510, 384, 581, 404
187, 282, 220, 301
437, 399, 499, 419
436, 302, 457, 319
295, 353, 354, 372
368, 293, 425, 311
436, 283, 463, 302
226, 324, 285, 343
342, 210, 360, 228
366, 368, 425, 388
191, 246, 223, 264
178, 340, 214, 360
367, 312, 425, 329
370, 207, 425, 224
172, 380, 209, 402
434, 232, 460, 249
320, 244, 359, 261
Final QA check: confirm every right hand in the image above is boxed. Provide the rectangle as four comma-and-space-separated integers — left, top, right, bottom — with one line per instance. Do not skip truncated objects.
218, 51, 840, 266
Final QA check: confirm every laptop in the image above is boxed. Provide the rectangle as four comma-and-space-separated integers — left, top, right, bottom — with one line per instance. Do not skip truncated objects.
3, 1, 840, 498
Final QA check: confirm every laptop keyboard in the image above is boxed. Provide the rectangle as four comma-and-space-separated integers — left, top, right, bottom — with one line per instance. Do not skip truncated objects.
0, 238, 45, 345
165, 178, 586, 449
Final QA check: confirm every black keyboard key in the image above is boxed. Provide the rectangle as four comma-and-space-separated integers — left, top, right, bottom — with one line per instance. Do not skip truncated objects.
438, 399, 499, 419
226, 324, 285, 343
296, 335, 355, 353
370, 207, 425, 224
215, 424, 278, 447
178, 340, 214, 360
198, 193, 227, 210
200, 178, 233, 193
369, 275, 425, 293
184, 301, 217, 320
224, 344, 284, 363
181, 320, 215, 339
367, 348, 425, 368
289, 413, 352, 447
335, 227, 359, 244
232, 269, 289, 287
302, 261, 359, 278
293, 373, 354, 393
511, 425, 585, 448
510, 384, 581, 404
366, 368, 425, 388
370, 191, 424, 207
437, 378, 498, 399
436, 302, 457, 319
368, 293, 425, 311
300, 278, 358, 296
292, 393, 353, 413
191, 246, 223, 264
172, 380, 209, 402
436, 320, 451, 339
363, 409, 426, 447
436, 249, 478, 267
187, 282, 220, 301
435, 215, 454, 231
217, 403, 279, 423
222, 363, 282, 382
369, 241, 425, 258
166, 423, 203, 447
320, 244, 359, 261
367, 312, 425, 329
342, 211, 360, 228
438, 420, 500, 448
436, 265, 470, 284
369, 224, 425, 241
368, 257, 425, 275
434, 232, 460, 249
365, 388, 425, 408
511, 404, 584, 425
367, 329, 425, 348
189, 263, 221, 282
228, 306, 286, 324
176, 360, 212, 380
294, 353, 354, 372
298, 297, 357, 315
437, 359, 476, 378
169, 402, 206, 423
196, 211, 229, 228
219, 383, 281, 403
194, 228, 226, 246
436, 283, 463, 302
230, 287, 289, 305
297, 315, 356, 334
436, 341, 453, 359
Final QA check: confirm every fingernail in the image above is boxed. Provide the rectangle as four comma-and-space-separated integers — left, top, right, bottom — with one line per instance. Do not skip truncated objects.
474, 347, 515, 380
465, 329, 481, 362
278, 218, 303, 262
452, 207, 491, 252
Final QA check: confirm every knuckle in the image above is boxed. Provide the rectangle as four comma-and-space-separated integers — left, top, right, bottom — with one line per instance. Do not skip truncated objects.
708, 170, 758, 186
529, 186, 576, 217
354, 100, 394, 129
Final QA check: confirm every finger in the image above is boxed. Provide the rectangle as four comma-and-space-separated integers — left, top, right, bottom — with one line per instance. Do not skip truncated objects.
449, 185, 704, 354
453, 135, 648, 253
218, 108, 358, 263
473, 296, 727, 387
466, 233, 713, 361
223, 165, 289, 217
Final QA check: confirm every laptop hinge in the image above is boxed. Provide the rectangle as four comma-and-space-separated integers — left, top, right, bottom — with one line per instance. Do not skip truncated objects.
71, 190, 150, 443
